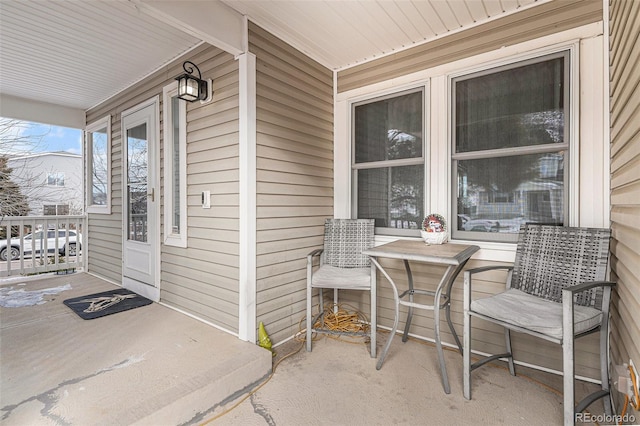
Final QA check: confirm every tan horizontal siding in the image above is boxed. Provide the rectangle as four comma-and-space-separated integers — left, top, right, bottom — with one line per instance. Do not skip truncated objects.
609, 0, 640, 415
87, 44, 241, 333
251, 21, 333, 344
338, 0, 601, 93
176, 45, 239, 332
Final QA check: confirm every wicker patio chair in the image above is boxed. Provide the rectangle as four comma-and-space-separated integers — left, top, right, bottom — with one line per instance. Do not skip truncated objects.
306, 218, 376, 357
462, 224, 615, 426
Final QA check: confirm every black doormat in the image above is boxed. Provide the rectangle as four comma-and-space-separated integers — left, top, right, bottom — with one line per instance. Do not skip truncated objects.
63, 289, 152, 320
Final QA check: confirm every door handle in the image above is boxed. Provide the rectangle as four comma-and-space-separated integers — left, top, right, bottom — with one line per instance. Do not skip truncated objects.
147, 187, 155, 202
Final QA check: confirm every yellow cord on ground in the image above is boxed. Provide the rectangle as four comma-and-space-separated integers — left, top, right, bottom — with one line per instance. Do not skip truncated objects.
629, 364, 640, 410
311, 303, 369, 335
619, 364, 640, 425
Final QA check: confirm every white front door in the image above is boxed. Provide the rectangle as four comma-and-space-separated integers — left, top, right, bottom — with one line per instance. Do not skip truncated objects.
121, 98, 160, 301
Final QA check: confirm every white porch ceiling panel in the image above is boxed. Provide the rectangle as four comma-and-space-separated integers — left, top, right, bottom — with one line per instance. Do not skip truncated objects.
0, 0, 543, 123
0, 0, 201, 111
224, 0, 542, 70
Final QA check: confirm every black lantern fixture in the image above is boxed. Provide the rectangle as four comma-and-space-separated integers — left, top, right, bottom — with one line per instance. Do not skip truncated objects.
175, 61, 210, 102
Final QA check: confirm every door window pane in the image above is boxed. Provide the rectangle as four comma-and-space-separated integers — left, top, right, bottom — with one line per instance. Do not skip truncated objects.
127, 124, 148, 243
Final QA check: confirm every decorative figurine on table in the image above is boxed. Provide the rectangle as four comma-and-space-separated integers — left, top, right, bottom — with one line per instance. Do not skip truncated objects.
421, 213, 448, 245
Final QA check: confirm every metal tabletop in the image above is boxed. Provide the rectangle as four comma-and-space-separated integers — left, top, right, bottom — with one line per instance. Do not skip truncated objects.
363, 239, 479, 394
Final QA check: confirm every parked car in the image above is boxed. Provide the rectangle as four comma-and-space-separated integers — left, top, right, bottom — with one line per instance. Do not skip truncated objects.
0, 229, 82, 261
462, 218, 501, 232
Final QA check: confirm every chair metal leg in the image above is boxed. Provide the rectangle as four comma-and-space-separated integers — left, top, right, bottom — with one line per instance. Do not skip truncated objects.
463, 271, 472, 400
401, 260, 413, 343
306, 257, 314, 352
370, 262, 377, 358
600, 294, 613, 416
306, 284, 313, 352
505, 329, 515, 376
562, 291, 575, 426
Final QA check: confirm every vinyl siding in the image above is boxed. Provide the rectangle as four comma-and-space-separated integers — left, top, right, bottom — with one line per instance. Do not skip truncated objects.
334, 2, 605, 379
250, 22, 334, 343
86, 44, 241, 332
609, 0, 640, 414
338, 0, 601, 93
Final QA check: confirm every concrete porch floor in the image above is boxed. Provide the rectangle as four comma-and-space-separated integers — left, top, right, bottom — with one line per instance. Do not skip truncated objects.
0, 273, 272, 425
1, 273, 613, 425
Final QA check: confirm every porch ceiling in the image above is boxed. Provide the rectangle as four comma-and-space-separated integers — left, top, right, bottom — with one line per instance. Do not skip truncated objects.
0, 0, 543, 127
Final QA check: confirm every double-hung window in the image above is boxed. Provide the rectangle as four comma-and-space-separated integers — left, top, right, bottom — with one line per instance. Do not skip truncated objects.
452, 51, 570, 242
85, 116, 111, 214
47, 172, 65, 187
162, 82, 187, 247
352, 88, 425, 236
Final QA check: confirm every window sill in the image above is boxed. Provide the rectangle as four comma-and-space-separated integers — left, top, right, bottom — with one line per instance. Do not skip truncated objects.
373, 235, 516, 263
86, 205, 111, 215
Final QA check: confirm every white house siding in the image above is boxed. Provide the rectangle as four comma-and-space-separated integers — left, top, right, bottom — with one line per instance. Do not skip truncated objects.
86, 44, 242, 332
609, 0, 640, 414
334, 0, 605, 380
7, 153, 83, 216
250, 23, 334, 344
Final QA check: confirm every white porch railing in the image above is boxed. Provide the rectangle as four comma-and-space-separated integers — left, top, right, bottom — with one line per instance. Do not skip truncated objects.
0, 215, 86, 278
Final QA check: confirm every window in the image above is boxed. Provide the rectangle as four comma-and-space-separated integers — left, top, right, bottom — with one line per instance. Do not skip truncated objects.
162, 83, 187, 247
43, 204, 69, 215
47, 172, 65, 186
352, 88, 425, 236
452, 52, 570, 242
85, 116, 111, 214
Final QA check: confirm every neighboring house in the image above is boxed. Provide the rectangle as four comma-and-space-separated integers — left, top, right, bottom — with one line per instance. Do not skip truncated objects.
1, 0, 638, 417
7, 152, 83, 216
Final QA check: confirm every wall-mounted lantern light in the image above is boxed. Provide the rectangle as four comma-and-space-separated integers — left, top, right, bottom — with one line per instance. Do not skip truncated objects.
175, 61, 212, 103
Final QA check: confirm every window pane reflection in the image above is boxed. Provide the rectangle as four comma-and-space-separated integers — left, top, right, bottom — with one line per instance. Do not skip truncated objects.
457, 153, 564, 234
357, 165, 424, 229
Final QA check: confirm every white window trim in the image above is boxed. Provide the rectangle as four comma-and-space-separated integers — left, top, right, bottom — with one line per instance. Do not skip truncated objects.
335, 23, 606, 262
162, 82, 188, 248
85, 115, 111, 214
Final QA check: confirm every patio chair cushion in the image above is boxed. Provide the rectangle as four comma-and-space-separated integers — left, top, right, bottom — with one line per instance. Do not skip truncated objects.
310, 265, 371, 290
470, 289, 602, 340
